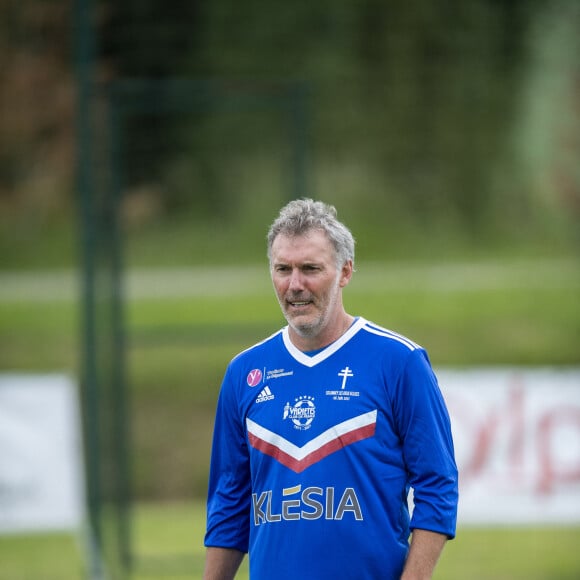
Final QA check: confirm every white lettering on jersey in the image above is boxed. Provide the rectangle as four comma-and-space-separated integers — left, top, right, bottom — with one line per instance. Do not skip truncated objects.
252, 486, 363, 526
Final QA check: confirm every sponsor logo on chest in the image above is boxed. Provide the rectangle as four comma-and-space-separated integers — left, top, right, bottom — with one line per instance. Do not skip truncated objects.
252, 485, 363, 526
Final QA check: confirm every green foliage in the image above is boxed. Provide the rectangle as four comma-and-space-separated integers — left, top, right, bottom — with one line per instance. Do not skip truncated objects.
2, 0, 578, 268
81, 0, 577, 233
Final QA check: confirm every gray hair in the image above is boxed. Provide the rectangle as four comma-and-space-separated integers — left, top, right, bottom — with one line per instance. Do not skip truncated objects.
267, 198, 355, 268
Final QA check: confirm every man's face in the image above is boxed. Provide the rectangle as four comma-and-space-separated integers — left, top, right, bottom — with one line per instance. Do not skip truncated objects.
270, 230, 351, 342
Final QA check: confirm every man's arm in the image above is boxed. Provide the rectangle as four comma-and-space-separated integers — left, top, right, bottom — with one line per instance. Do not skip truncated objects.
203, 547, 245, 580
400, 529, 448, 580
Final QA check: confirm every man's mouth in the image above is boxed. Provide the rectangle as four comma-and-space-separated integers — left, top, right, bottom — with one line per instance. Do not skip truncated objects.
287, 299, 312, 308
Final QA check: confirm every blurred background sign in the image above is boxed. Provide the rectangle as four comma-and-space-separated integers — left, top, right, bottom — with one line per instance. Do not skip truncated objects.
0, 374, 85, 535
440, 368, 580, 525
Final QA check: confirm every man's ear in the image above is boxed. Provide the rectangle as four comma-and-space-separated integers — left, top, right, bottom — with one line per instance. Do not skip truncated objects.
339, 260, 354, 288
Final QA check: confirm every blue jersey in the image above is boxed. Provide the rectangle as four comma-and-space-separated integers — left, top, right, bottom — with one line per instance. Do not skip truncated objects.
205, 317, 458, 580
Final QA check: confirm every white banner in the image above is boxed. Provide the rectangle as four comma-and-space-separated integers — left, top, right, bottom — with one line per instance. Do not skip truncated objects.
438, 368, 580, 525
1, 370, 578, 530
0, 374, 85, 534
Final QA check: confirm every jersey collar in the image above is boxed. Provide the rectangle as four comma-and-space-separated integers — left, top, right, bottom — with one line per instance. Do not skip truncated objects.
282, 317, 366, 367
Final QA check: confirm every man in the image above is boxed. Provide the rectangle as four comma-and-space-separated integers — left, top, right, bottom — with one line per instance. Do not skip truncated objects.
204, 199, 458, 579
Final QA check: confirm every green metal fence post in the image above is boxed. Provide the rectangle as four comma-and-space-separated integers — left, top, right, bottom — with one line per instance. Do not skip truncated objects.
74, 0, 104, 577
107, 87, 133, 574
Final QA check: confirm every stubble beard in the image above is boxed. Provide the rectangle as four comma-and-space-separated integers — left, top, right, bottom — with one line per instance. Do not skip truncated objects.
280, 295, 320, 338
282, 279, 341, 340
284, 286, 335, 339
289, 311, 322, 339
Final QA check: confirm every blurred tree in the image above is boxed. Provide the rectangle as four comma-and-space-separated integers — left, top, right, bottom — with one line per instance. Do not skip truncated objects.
185, 0, 543, 230
2, 0, 575, 244
351, 0, 537, 229
0, 0, 73, 218
514, 0, 580, 226
98, 0, 204, 210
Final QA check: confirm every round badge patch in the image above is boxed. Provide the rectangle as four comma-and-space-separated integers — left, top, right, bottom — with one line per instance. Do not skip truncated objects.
246, 369, 263, 387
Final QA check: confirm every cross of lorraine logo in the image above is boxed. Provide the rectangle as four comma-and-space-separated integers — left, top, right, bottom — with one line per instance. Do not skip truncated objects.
338, 366, 354, 390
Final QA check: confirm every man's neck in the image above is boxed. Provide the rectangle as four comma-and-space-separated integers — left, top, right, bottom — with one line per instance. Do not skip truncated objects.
289, 313, 355, 352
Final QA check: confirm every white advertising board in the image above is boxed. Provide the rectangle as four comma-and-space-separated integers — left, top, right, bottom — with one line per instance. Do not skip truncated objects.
0, 374, 85, 534
438, 368, 580, 525
0, 370, 578, 531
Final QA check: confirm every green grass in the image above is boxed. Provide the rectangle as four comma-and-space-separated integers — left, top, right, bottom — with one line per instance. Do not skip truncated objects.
1, 502, 579, 579
1, 261, 579, 499
0, 531, 86, 580
1, 260, 579, 577
2, 262, 579, 371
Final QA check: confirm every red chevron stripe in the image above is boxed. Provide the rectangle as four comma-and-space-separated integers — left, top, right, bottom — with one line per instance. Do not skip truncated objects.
248, 422, 376, 473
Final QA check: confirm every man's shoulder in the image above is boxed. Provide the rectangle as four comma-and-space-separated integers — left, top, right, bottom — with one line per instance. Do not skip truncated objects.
357, 318, 423, 353
229, 327, 285, 366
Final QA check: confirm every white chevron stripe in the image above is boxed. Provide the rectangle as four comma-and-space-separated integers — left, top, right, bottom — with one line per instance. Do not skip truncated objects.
246, 410, 377, 461
363, 322, 419, 351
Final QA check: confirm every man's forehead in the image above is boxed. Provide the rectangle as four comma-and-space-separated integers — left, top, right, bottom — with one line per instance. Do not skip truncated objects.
271, 230, 334, 260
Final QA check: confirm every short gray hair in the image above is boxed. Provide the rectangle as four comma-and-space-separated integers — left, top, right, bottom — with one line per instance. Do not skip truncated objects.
267, 198, 355, 268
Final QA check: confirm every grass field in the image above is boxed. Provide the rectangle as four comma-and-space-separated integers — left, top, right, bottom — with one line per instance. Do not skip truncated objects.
1, 258, 579, 578
1, 259, 579, 499
1, 501, 580, 579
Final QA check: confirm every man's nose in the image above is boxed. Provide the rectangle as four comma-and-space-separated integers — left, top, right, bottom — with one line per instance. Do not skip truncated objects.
288, 269, 305, 291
